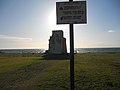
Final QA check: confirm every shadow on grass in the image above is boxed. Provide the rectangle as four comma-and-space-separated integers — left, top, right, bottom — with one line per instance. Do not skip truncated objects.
41, 54, 70, 60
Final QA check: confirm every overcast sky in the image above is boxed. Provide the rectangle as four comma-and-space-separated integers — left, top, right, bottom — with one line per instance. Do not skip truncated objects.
0, 0, 120, 49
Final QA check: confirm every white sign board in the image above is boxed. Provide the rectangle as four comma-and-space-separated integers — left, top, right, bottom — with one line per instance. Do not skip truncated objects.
56, 1, 87, 24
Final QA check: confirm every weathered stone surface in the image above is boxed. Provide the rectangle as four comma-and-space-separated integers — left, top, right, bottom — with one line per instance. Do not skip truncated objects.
47, 30, 67, 54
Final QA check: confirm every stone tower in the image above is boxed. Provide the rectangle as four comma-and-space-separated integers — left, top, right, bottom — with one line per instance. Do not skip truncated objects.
48, 30, 67, 54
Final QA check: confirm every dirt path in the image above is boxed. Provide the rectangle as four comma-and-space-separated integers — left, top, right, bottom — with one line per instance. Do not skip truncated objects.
0, 60, 59, 90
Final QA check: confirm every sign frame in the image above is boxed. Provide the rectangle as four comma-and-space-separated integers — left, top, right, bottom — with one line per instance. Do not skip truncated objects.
56, 1, 87, 24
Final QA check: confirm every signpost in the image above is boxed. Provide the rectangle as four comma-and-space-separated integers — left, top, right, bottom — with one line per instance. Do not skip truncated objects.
56, 0, 87, 90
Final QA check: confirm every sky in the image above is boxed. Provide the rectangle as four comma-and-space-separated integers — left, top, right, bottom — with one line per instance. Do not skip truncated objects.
0, 0, 120, 49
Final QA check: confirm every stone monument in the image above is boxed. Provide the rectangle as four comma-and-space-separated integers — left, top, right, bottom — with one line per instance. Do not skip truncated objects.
47, 30, 67, 54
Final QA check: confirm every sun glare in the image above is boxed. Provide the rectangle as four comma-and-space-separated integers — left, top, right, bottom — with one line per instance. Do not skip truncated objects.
48, 11, 56, 29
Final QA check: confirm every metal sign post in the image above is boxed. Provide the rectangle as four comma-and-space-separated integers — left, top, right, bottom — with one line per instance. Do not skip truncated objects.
69, 1, 74, 90
56, 0, 87, 90
70, 23, 74, 90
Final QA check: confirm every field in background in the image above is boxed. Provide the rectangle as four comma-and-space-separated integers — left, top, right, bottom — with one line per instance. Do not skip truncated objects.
0, 53, 120, 90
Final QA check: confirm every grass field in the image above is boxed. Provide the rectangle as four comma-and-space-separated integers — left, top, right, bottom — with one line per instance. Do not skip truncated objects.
0, 53, 120, 90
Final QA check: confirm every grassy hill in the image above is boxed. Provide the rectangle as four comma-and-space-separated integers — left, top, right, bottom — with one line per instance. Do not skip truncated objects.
0, 53, 120, 90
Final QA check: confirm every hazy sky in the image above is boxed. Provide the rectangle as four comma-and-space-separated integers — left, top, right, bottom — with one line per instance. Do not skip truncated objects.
0, 0, 120, 49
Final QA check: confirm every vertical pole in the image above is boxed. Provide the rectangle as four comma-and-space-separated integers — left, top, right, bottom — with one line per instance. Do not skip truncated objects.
70, 24, 74, 90
69, 0, 74, 90
69, 0, 74, 89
